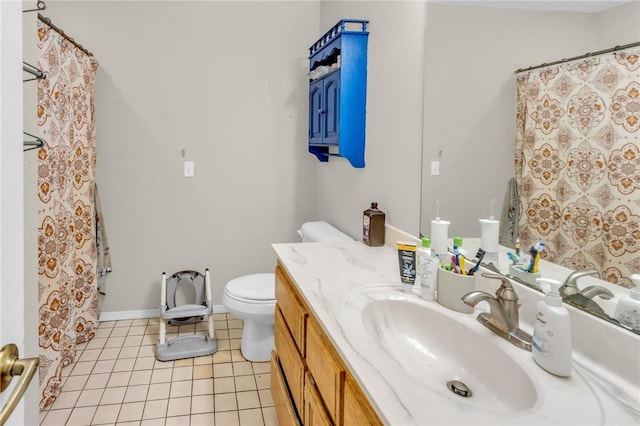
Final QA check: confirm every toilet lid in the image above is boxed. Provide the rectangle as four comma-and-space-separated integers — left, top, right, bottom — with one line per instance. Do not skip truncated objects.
226, 273, 275, 301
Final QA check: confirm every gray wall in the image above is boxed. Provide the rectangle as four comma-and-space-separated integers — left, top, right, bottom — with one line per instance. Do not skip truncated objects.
420, 1, 640, 239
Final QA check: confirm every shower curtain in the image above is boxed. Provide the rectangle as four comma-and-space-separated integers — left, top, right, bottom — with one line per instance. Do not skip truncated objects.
36, 18, 100, 409
515, 46, 640, 289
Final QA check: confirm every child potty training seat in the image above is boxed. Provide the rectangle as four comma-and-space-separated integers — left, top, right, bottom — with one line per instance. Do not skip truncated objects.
156, 269, 218, 361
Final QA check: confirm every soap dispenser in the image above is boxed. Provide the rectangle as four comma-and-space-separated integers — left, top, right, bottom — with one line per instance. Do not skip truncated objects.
613, 274, 640, 331
532, 278, 572, 377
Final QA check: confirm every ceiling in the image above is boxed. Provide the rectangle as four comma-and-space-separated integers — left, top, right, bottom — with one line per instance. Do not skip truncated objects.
429, 1, 636, 13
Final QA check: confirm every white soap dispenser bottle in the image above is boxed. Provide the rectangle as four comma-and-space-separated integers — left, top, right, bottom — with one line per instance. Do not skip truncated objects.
614, 274, 640, 331
532, 278, 572, 377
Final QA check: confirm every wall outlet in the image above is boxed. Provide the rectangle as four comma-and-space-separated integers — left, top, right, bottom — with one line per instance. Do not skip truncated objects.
430, 161, 440, 176
184, 161, 194, 177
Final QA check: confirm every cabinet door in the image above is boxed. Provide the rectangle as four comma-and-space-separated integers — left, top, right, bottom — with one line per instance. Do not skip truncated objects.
271, 352, 302, 426
323, 72, 340, 145
304, 372, 333, 426
343, 375, 383, 426
275, 307, 305, 412
309, 79, 324, 145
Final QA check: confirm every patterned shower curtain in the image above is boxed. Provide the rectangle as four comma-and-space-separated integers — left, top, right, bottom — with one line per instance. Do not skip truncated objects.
515, 47, 640, 289
36, 18, 100, 409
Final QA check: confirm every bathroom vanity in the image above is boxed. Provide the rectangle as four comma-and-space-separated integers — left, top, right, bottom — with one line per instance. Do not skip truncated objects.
270, 239, 640, 425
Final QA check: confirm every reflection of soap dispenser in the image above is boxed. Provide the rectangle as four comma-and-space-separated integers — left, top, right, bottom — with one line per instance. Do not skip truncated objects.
614, 274, 640, 331
532, 278, 572, 377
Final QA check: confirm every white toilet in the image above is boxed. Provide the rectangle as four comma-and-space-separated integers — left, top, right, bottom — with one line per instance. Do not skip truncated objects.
222, 221, 353, 361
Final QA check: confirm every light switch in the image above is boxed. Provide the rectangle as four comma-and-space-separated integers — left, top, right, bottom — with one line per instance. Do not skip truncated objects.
430, 161, 440, 176
184, 161, 194, 177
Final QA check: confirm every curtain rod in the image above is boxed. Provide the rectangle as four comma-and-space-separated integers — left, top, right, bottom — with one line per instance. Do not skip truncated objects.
38, 13, 93, 57
514, 40, 640, 74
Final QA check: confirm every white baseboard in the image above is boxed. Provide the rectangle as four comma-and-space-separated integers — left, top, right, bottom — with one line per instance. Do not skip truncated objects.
98, 304, 228, 322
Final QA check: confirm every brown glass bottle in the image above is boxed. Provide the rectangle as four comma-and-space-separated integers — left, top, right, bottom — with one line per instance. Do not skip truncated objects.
363, 202, 385, 246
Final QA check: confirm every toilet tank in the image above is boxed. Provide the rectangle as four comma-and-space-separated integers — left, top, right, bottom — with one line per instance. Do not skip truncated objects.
297, 221, 354, 243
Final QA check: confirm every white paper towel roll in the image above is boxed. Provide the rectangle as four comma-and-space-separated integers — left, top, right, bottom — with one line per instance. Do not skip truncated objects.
430, 219, 450, 255
479, 219, 499, 253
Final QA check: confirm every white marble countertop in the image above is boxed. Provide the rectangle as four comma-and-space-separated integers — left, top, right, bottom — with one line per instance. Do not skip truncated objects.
273, 240, 640, 425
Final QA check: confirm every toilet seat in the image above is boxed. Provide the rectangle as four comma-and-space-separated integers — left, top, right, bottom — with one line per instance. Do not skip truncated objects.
224, 273, 275, 302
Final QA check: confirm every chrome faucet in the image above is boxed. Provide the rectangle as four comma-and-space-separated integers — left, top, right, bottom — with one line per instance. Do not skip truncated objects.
560, 268, 614, 300
462, 273, 532, 351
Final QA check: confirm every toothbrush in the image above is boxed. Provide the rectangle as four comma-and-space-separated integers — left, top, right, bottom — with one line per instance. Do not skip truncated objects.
507, 252, 519, 265
467, 248, 486, 276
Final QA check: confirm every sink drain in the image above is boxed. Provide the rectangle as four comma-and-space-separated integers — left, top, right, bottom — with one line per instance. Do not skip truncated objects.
446, 380, 472, 398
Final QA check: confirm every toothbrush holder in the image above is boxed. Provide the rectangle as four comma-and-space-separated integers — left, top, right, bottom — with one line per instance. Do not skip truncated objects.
437, 268, 476, 314
508, 264, 541, 288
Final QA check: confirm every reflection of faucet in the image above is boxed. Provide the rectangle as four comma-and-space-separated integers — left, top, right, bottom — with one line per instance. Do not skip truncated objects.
462, 273, 532, 351
560, 268, 614, 300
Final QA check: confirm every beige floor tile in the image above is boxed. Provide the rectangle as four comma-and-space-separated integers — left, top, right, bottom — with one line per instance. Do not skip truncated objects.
239, 408, 265, 426
258, 389, 273, 407
110, 327, 129, 337
147, 382, 170, 400
132, 318, 149, 326
92, 403, 121, 424
237, 391, 261, 410
251, 362, 270, 374
154, 359, 174, 369
107, 371, 132, 388
143, 399, 169, 419
41, 408, 72, 425
105, 336, 126, 348
195, 322, 210, 331
215, 393, 238, 411
85, 337, 108, 350
98, 320, 117, 328
191, 394, 214, 414
113, 357, 136, 373
216, 330, 229, 340
230, 349, 245, 362
115, 319, 133, 328
94, 328, 112, 338
151, 368, 173, 384
214, 376, 236, 394
138, 343, 156, 356
85, 372, 111, 389
118, 346, 140, 359
190, 412, 215, 426
141, 418, 166, 426
227, 319, 243, 329
93, 359, 117, 374
193, 364, 213, 380
170, 380, 192, 398
218, 340, 231, 351
193, 354, 213, 365
213, 350, 232, 363
262, 406, 278, 426
229, 329, 243, 339
76, 388, 104, 407
118, 421, 143, 426
124, 384, 149, 403
174, 358, 193, 367
134, 356, 156, 370
129, 369, 153, 386
192, 378, 214, 396
234, 375, 256, 392
124, 334, 144, 347
233, 361, 253, 376
61, 374, 88, 391
99, 347, 121, 360
214, 363, 234, 378
165, 414, 191, 426
212, 313, 227, 320
230, 339, 242, 350
117, 401, 145, 422
178, 324, 196, 334
100, 386, 127, 405
66, 405, 97, 426
172, 365, 193, 381
128, 325, 147, 336
70, 361, 95, 376
215, 410, 240, 426
166, 396, 191, 417
50, 390, 81, 410
255, 373, 270, 390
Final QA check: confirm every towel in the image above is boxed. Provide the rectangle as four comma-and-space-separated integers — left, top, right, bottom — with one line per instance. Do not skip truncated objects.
499, 177, 520, 248
95, 184, 111, 295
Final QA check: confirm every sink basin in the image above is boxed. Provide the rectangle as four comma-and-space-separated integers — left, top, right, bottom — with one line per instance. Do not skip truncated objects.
341, 285, 538, 415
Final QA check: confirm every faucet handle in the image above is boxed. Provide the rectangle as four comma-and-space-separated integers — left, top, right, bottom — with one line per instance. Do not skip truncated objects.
481, 273, 518, 300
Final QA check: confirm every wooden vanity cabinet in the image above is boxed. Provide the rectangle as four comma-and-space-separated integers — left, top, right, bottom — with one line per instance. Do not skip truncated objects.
271, 261, 383, 426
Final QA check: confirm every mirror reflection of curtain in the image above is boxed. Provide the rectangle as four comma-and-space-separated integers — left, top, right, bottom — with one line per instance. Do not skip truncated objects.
36, 19, 100, 409
515, 47, 640, 289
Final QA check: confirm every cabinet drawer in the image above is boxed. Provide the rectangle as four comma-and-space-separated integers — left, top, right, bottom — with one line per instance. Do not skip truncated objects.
304, 372, 333, 426
271, 352, 302, 426
343, 374, 383, 426
275, 263, 307, 355
306, 316, 344, 423
275, 306, 305, 412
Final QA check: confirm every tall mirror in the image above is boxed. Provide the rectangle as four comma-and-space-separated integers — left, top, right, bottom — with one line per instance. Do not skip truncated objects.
420, 0, 640, 333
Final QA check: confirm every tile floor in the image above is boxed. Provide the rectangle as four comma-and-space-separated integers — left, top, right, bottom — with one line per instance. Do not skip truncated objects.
39, 314, 277, 426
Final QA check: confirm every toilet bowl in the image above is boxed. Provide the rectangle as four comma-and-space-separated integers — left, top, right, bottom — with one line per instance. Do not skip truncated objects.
222, 221, 353, 362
